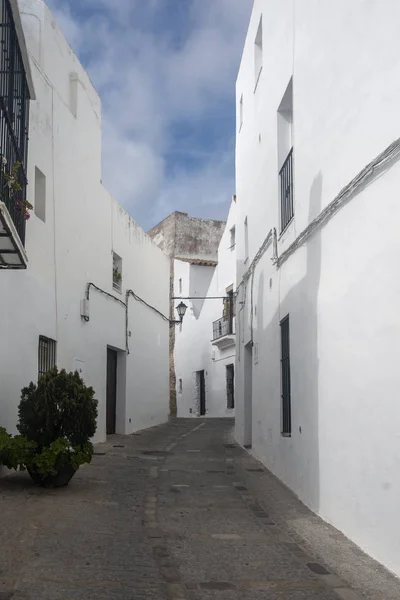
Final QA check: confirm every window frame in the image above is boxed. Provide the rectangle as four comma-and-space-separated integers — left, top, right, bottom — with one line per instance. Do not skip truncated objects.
244, 217, 249, 263
254, 16, 263, 92
280, 315, 292, 436
229, 226, 236, 250
112, 251, 122, 293
226, 364, 235, 410
38, 335, 57, 381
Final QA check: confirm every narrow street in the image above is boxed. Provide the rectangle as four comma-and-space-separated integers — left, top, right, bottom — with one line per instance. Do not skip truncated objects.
0, 419, 398, 600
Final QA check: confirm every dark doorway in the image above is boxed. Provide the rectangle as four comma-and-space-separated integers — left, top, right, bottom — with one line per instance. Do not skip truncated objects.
198, 370, 206, 416
244, 343, 253, 448
226, 364, 235, 409
280, 315, 292, 436
106, 348, 118, 435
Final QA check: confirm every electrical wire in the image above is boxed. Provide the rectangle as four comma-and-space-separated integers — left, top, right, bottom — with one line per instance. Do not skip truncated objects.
235, 137, 400, 342
85, 282, 127, 313
277, 137, 400, 268
84, 283, 171, 356
126, 289, 170, 323
125, 290, 171, 355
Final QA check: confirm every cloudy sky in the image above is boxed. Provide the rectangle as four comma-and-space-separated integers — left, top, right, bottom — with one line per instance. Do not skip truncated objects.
46, 0, 253, 230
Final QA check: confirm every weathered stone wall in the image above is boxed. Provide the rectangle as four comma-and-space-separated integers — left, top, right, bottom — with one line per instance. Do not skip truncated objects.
148, 212, 225, 261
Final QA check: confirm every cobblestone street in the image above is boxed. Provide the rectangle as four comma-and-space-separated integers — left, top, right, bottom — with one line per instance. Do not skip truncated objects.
0, 419, 398, 600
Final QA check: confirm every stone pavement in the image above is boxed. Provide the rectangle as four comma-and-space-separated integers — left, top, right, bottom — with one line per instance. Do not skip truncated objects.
0, 419, 399, 600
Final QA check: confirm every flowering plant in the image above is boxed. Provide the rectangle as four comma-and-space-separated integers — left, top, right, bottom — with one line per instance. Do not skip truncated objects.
2, 157, 32, 220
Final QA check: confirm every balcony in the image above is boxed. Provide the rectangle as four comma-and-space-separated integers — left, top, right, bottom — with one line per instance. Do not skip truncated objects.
212, 316, 235, 350
0, 0, 31, 269
0, 197, 28, 268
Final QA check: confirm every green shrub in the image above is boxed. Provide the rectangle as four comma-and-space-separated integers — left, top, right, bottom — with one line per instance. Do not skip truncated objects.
32, 437, 94, 477
18, 367, 98, 448
0, 427, 36, 470
0, 368, 98, 480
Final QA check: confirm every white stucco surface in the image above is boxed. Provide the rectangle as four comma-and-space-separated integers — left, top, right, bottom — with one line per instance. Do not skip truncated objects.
174, 201, 237, 418
235, 0, 400, 578
0, 0, 169, 447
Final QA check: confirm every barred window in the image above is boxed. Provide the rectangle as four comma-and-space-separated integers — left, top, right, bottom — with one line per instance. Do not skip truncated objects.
280, 316, 291, 436
38, 336, 57, 380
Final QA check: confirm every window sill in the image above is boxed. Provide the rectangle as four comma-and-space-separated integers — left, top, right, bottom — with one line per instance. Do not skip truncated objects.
254, 66, 263, 93
113, 283, 122, 294
281, 432, 292, 438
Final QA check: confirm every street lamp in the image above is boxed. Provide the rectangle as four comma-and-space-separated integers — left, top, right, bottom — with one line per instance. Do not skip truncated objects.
176, 301, 188, 323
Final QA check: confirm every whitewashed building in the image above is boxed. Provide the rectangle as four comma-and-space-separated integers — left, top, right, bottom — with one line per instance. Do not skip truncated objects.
174, 200, 237, 418
0, 0, 170, 450
149, 207, 237, 418
235, 0, 400, 578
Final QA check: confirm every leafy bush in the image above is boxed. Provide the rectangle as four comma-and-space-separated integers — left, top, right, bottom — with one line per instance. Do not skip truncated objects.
0, 427, 36, 470
32, 438, 94, 477
0, 368, 98, 481
18, 367, 98, 448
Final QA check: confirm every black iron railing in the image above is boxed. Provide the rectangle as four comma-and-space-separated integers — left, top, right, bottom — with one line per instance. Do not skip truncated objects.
279, 147, 293, 233
280, 315, 291, 435
213, 316, 234, 340
0, 0, 30, 246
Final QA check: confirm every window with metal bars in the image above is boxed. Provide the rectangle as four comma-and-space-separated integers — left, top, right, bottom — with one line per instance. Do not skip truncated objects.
226, 364, 234, 409
279, 148, 294, 233
0, 0, 31, 245
280, 315, 291, 436
38, 336, 57, 380
277, 78, 293, 233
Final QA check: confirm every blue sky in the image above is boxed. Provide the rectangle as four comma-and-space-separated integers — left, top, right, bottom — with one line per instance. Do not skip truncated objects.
46, 0, 253, 229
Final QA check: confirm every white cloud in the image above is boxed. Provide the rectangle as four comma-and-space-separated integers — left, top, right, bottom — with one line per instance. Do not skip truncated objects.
46, 0, 253, 228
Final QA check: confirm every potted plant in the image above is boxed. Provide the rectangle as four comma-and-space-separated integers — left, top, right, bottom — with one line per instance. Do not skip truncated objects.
2, 158, 33, 220
113, 267, 122, 289
0, 368, 98, 488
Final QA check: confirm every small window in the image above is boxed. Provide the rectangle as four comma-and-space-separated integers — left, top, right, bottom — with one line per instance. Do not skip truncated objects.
34, 167, 46, 222
280, 315, 291, 436
244, 217, 249, 262
38, 336, 57, 380
239, 94, 243, 131
179, 278, 182, 294
226, 364, 235, 409
230, 226, 236, 249
278, 78, 294, 233
113, 252, 122, 292
254, 16, 263, 89
179, 379, 183, 393
69, 72, 78, 118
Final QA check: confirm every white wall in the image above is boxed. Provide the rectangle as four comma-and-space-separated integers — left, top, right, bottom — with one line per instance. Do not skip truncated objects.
235, 0, 400, 577
174, 201, 237, 418
0, 0, 169, 449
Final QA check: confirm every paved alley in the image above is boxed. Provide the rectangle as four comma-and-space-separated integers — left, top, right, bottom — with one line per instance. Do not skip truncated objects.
0, 419, 399, 600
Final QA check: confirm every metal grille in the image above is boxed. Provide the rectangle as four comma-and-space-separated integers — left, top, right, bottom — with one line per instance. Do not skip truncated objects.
213, 317, 234, 340
279, 147, 294, 233
213, 295, 235, 340
0, 0, 30, 245
280, 315, 291, 435
38, 336, 57, 380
